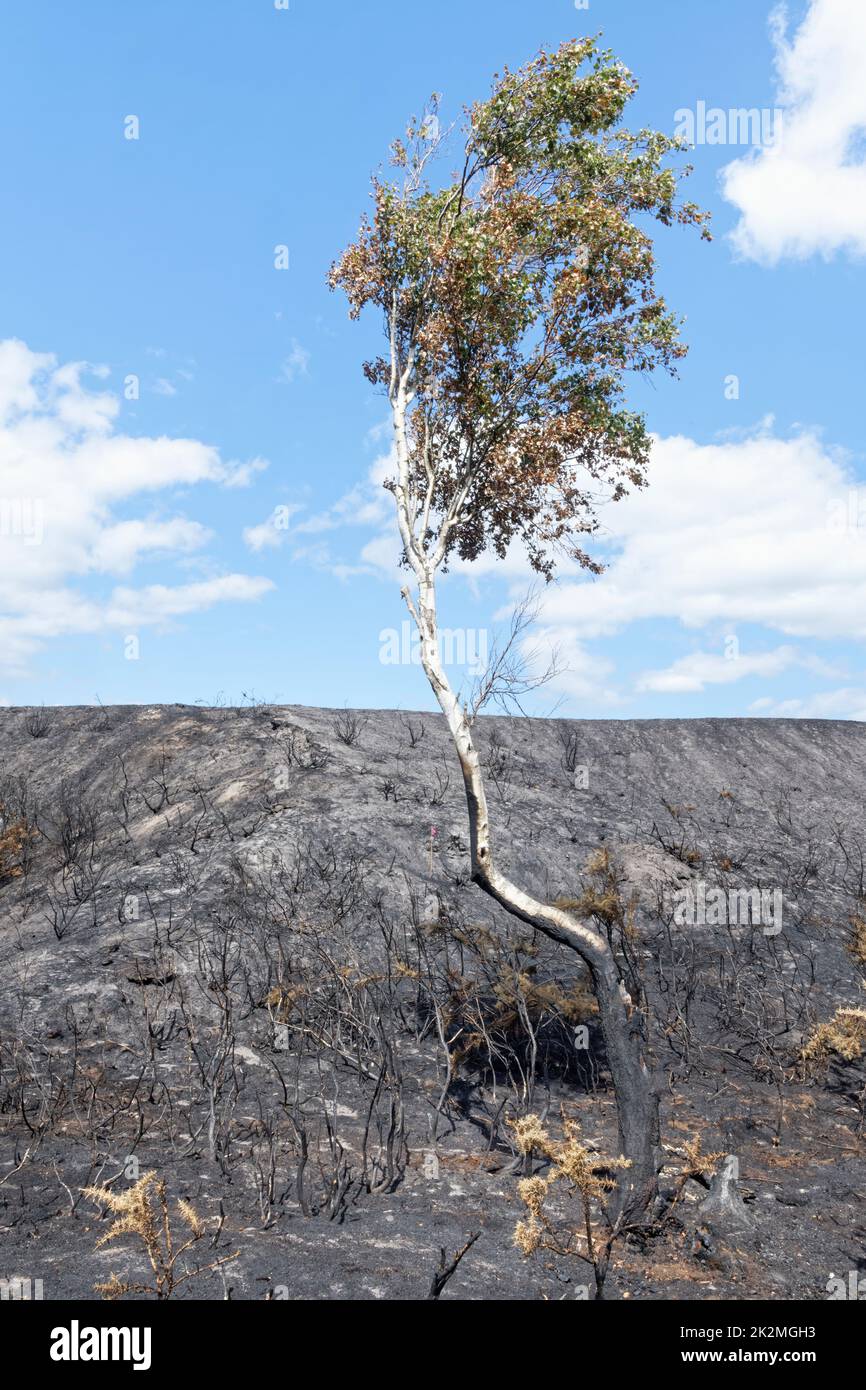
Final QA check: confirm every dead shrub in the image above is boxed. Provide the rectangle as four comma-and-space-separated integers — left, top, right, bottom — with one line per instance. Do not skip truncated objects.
0, 802, 34, 884
512, 1110, 630, 1299
801, 1004, 866, 1072
83, 1171, 238, 1299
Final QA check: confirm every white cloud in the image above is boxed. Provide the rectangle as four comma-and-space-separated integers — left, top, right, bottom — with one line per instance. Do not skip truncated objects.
144, 354, 195, 397
328, 422, 866, 710
294, 450, 394, 537
90, 518, 211, 574
303, 415, 866, 714
528, 626, 620, 706
278, 340, 311, 384
721, 0, 866, 262
749, 686, 866, 719
243, 503, 303, 552
536, 427, 866, 645
220, 456, 268, 489
0, 339, 54, 417
0, 338, 273, 675
637, 645, 801, 693
104, 575, 273, 627
306, 421, 866, 700
250, 450, 397, 578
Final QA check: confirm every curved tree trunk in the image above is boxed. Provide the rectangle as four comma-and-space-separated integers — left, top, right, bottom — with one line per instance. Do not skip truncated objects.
403, 576, 660, 1225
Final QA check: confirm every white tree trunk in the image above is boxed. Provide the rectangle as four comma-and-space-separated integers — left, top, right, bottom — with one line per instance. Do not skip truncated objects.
388, 371, 659, 1221
401, 569, 659, 1223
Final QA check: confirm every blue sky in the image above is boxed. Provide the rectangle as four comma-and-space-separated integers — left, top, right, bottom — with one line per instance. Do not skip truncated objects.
1, 0, 864, 717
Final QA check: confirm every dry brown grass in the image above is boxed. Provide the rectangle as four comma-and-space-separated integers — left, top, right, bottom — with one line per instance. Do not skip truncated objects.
801, 1004, 866, 1071
83, 1171, 238, 1299
641, 1256, 715, 1286
848, 915, 866, 970
0, 803, 33, 884
662, 1134, 725, 1215
554, 847, 640, 941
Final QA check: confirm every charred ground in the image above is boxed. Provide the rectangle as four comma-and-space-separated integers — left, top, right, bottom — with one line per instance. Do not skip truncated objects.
0, 704, 863, 1300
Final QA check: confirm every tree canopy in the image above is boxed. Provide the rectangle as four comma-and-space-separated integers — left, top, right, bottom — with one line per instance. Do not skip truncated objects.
330, 37, 710, 579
